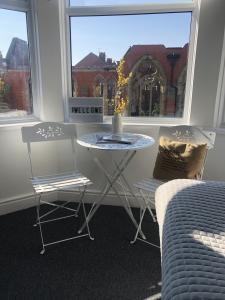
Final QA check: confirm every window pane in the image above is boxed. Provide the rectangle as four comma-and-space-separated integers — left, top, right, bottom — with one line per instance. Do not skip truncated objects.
0, 9, 32, 119
70, 0, 193, 6
70, 12, 191, 118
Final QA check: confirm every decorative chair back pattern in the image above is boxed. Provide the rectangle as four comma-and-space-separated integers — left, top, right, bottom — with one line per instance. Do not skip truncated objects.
21, 122, 77, 178
159, 125, 216, 149
22, 122, 76, 143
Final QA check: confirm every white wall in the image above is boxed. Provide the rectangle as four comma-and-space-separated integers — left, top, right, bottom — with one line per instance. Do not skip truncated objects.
0, 0, 225, 214
190, 0, 225, 127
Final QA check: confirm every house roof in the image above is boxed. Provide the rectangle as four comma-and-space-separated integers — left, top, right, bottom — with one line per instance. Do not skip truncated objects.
73, 52, 116, 70
6, 37, 29, 69
123, 44, 188, 80
124, 44, 187, 58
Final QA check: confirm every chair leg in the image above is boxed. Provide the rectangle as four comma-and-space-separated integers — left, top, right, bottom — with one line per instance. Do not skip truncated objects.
130, 207, 147, 244
79, 187, 94, 241
81, 198, 94, 241
33, 200, 78, 226
75, 189, 82, 217
130, 187, 160, 248
36, 193, 46, 254
34, 187, 93, 254
140, 189, 157, 222
147, 206, 157, 223
130, 205, 160, 248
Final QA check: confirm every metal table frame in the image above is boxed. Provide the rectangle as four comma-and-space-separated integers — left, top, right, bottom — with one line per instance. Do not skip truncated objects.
77, 132, 155, 238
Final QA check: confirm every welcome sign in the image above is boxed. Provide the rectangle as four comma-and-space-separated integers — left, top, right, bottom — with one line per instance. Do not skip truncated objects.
69, 97, 103, 123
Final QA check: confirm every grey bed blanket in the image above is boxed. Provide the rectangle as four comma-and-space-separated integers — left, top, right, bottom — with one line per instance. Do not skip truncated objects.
155, 179, 225, 300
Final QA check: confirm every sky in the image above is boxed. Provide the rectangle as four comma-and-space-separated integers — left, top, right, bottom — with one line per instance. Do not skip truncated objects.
70, 12, 191, 65
0, 6, 191, 65
0, 9, 28, 57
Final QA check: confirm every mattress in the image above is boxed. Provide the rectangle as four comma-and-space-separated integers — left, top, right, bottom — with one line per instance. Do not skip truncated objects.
155, 179, 225, 299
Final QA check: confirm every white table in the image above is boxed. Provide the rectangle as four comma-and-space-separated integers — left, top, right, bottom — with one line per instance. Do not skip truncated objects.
77, 132, 155, 238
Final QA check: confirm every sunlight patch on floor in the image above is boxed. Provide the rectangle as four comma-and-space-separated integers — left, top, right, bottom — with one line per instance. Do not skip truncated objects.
144, 292, 161, 300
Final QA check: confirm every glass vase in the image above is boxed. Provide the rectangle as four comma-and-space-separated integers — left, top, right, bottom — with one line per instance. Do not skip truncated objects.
112, 113, 123, 135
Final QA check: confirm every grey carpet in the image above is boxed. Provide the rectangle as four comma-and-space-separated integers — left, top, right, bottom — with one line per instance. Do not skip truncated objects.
0, 203, 161, 300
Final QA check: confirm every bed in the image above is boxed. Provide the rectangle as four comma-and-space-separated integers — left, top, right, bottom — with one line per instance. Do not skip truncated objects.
155, 179, 225, 299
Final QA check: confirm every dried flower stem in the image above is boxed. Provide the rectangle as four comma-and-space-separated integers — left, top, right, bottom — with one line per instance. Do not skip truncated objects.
114, 59, 132, 114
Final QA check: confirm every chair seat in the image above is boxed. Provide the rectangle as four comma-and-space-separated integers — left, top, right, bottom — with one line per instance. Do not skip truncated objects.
31, 171, 92, 193
134, 178, 164, 194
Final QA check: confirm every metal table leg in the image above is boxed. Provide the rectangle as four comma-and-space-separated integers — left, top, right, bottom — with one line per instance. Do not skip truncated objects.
78, 150, 146, 239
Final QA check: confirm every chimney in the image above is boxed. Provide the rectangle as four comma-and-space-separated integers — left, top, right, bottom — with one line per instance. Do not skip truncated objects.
106, 58, 112, 64
0, 51, 3, 67
99, 52, 106, 62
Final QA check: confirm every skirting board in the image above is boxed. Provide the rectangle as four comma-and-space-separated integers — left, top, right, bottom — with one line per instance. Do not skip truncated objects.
0, 189, 155, 216
0, 192, 57, 216
58, 188, 155, 209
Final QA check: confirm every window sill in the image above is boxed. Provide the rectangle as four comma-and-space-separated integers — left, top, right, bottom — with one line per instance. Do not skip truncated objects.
214, 127, 225, 135
0, 116, 188, 129
103, 116, 188, 126
0, 116, 40, 129
72, 118, 188, 130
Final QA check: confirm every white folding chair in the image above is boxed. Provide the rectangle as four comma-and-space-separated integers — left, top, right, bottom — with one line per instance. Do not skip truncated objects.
131, 125, 216, 246
22, 122, 93, 254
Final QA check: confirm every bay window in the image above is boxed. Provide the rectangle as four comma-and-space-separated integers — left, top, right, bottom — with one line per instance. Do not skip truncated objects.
66, 0, 197, 123
214, 26, 225, 129
0, 0, 38, 123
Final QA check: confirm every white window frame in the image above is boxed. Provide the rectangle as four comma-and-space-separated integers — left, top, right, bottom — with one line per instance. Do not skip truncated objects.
61, 0, 200, 125
214, 26, 225, 129
0, 0, 41, 124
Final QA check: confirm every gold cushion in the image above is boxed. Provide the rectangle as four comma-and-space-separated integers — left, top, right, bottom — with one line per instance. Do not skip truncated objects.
153, 136, 207, 180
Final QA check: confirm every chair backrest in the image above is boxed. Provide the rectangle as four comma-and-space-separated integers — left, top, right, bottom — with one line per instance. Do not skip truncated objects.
157, 125, 216, 179
21, 122, 77, 177
159, 125, 216, 149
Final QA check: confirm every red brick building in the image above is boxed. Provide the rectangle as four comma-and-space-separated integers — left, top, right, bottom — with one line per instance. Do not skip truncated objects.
73, 44, 188, 117
72, 52, 117, 115
1, 38, 188, 117
0, 38, 31, 114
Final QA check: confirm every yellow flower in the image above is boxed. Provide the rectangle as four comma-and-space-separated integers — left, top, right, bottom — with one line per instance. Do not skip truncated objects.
114, 58, 132, 114
0, 77, 10, 101
0, 78, 5, 91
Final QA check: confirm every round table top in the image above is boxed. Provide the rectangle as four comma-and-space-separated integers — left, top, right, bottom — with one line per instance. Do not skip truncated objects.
77, 132, 155, 151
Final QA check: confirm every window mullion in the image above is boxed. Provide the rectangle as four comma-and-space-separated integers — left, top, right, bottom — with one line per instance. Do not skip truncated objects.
26, 0, 42, 119
182, 0, 200, 124
66, 1, 195, 124
214, 26, 225, 128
